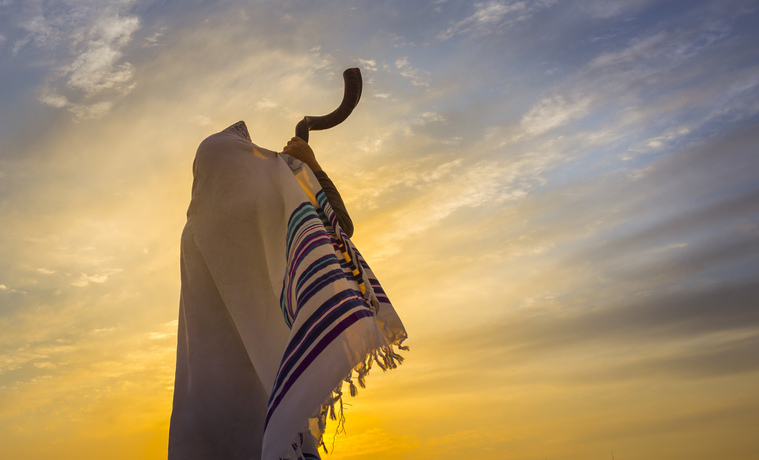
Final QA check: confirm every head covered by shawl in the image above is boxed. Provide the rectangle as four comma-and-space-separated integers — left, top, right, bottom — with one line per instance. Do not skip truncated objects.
169, 121, 407, 460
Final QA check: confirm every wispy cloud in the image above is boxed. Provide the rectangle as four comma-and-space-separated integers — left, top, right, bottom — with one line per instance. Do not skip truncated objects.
11, 1, 140, 120
437, 0, 556, 40
520, 95, 592, 136
395, 56, 430, 86
586, 0, 654, 19
70, 269, 123, 287
143, 27, 166, 47
514, 10, 758, 154
61, 15, 139, 96
357, 58, 378, 72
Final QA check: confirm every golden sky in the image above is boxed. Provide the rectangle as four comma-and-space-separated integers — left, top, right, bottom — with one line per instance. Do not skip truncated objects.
1, 1, 759, 459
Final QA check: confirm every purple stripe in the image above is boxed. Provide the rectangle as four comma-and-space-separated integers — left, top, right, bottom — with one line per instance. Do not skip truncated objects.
288, 232, 331, 279
264, 309, 374, 430
285, 233, 332, 316
285, 206, 318, 259
278, 294, 359, 373
296, 269, 346, 307
290, 220, 321, 254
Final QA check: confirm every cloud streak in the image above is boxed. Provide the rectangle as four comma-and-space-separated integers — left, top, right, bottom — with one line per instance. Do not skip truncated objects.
437, 1, 556, 40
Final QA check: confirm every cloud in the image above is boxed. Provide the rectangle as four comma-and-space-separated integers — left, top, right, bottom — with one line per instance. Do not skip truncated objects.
12, 1, 140, 120
411, 111, 446, 126
586, 0, 653, 19
68, 101, 114, 120
37, 89, 69, 108
356, 58, 377, 72
33, 362, 56, 369
512, 8, 758, 157
437, 0, 556, 40
352, 147, 559, 260
194, 114, 212, 126
411, 278, 759, 391
146, 320, 178, 341
143, 27, 166, 47
63, 35, 137, 96
70, 269, 123, 287
520, 95, 592, 136
255, 97, 278, 111
395, 56, 430, 86
584, 188, 759, 264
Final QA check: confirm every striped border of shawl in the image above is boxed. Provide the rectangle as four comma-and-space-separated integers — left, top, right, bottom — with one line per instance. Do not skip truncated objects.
280, 201, 336, 326
269, 194, 380, 432
265, 302, 374, 430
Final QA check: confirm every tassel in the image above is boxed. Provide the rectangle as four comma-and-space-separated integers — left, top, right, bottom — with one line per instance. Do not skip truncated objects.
374, 351, 387, 371
382, 349, 393, 369
349, 380, 358, 397
329, 401, 336, 421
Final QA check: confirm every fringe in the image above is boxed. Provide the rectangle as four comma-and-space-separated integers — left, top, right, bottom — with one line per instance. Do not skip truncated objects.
311, 339, 408, 454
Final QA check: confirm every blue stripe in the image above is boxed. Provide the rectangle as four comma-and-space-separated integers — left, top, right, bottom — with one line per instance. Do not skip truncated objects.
295, 255, 336, 292
278, 288, 366, 370
265, 308, 374, 430
289, 233, 331, 273
297, 268, 347, 306
281, 235, 334, 326
286, 204, 318, 257
316, 190, 339, 231
272, 301, 368, 400
269, 298, 368, 410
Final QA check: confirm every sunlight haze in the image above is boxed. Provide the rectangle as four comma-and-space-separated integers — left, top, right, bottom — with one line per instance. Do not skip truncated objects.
1, 1, 758, 459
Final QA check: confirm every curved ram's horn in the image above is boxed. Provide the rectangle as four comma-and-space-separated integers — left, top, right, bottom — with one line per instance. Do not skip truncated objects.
295, 68, 363, 143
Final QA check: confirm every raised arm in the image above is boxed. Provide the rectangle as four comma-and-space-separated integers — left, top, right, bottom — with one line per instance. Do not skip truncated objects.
282, 137, 354, 237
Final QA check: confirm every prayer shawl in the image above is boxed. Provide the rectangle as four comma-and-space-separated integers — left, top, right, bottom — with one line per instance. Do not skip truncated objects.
169, 122, 407, 460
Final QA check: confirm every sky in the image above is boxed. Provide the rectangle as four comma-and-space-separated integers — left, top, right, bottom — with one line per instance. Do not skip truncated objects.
1, 0, 758, 459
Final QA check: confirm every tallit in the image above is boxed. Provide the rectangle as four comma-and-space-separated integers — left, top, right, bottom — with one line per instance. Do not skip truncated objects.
169, 122, 407, 459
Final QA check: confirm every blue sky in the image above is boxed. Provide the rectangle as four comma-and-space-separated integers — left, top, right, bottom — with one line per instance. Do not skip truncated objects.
1, 1, 758, 459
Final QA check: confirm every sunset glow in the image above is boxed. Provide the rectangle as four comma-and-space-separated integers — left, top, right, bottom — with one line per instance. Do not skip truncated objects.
1, 1, 759, 459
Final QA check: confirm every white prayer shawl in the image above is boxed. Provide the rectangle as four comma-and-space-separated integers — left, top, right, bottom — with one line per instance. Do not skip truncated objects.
169, 122, 407, 460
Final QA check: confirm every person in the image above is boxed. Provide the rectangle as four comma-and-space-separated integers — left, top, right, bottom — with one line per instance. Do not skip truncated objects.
169, 121, 407, 460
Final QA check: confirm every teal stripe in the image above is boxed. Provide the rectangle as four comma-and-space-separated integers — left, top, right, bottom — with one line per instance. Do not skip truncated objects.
286, 206, 319, 258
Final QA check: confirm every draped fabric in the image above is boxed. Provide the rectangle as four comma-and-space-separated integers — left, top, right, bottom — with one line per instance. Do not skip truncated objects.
169, 122, 407, 460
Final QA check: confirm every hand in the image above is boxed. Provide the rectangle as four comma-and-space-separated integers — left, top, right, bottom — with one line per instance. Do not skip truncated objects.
282, 137, 322, 172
